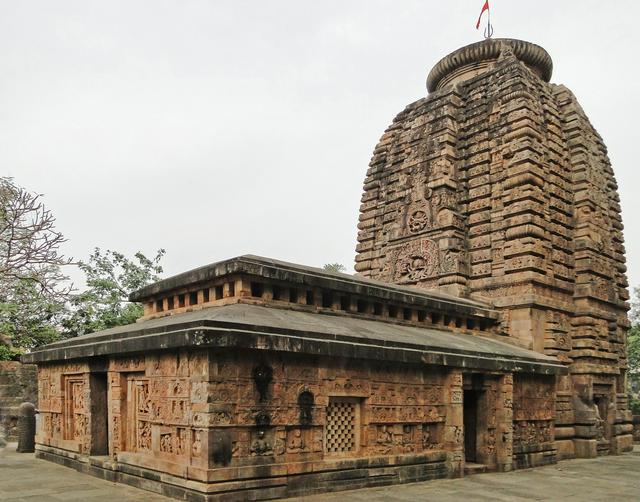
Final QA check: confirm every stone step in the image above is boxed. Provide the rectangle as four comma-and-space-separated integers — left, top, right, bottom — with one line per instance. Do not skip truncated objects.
464, 462, 488, 475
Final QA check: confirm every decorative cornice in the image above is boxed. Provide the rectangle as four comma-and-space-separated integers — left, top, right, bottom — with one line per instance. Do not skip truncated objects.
426, 38, 553, 93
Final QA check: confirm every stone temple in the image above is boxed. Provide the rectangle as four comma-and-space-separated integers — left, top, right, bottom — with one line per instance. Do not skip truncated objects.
23, 38, 633, 500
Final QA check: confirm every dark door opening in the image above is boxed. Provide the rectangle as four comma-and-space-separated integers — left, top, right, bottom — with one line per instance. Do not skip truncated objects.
463, 389, 478, 462
89, 372, 109, 455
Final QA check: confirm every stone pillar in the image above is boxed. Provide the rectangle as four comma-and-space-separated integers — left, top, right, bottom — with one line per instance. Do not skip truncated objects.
572, 375, 597, 458
496, 373, 514, 472
443, 369, 464, 477
554, 374, 576, 459
16, 402, 36, 453
107, 371, 125, 458
235, 278, 252, 298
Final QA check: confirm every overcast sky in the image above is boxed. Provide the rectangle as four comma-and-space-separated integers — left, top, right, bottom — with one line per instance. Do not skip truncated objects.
2, 0, 640, 291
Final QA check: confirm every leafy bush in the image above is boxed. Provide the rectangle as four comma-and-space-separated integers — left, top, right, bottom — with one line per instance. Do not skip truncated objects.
0, 344, 23, 361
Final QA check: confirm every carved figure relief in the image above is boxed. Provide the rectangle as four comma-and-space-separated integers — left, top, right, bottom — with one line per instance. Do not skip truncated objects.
401, 424, 416, 452
43, 414, 52, 436
405, 170, 433, 234
170, 399, 187, 421
422, 423, 443, 450
137, 420, 151, 450
440, 250, 459, 274
50, 413, 60, 435
250, 430, 273, 456
376, 425, 393, 454
408, 208, 431, 233
286, 429, 307, 453
135, 381, 151, 415
160, 433, 173, 453
192, 430, 202, 457
390, 239, 440, 283
175, 428, 188, 455
112, 415, 120, 444
130, 378, 152, 452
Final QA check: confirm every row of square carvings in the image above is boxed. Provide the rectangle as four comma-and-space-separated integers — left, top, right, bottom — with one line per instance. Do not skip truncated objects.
112, 421, 449, 460
144, 277, 497, 333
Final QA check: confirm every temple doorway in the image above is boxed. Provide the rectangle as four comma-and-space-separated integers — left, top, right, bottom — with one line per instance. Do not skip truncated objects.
89, 372, 108, 455
463, 373, 501, 472
463, 389, 479, 462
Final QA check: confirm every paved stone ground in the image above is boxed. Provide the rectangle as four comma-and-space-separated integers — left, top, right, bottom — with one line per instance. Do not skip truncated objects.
292, 446, 640, 502
0, 443, 171, 501
1, 443, 639, 501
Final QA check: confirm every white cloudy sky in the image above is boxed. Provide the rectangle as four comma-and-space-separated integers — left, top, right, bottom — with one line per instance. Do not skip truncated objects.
2, 0, 640, 290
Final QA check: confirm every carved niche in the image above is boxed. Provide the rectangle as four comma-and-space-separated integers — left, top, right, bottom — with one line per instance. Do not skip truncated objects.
389, 168, 434, 241
252, 364, 273, 402
298, 390, 315, 427
383, 239, 441, 284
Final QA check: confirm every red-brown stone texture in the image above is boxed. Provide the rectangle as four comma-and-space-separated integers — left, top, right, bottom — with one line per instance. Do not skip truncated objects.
23, 38, 632, 501
355, 38, 632, 460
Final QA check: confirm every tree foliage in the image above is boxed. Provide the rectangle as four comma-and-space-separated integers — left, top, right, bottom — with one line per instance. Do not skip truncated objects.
0, 178, 71, 357
627, 288, 640, 413
62, 248, 165, 337
0, 178, 166, 359
1, 280, 63, 350
323, 263, 346, 274
628, 326, 640, 375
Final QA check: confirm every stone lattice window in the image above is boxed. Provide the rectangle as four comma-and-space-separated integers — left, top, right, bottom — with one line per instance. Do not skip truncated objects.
325, 398, 360, 454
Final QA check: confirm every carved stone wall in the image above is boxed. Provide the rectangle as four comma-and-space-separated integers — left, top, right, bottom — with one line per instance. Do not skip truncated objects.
512, 373, 556, 468
107, 351, 210, 478
355, 39, 631, 458
37, 349, 526, 484
204, 349, 451, 467
36, 362, 91, 454
34, 344, 570, 497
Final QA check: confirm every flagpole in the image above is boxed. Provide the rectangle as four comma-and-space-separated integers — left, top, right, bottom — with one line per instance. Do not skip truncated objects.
485, 5, 493, 39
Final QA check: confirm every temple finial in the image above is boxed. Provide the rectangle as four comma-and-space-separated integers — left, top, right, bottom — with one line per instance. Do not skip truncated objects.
475, 0, 493, 39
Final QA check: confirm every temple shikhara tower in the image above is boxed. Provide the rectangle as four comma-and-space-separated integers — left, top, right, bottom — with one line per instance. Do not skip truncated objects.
24, 38, 633, 501
355, 38, 631, 459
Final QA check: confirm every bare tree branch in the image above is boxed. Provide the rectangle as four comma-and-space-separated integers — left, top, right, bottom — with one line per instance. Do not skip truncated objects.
0, 177, 72, 301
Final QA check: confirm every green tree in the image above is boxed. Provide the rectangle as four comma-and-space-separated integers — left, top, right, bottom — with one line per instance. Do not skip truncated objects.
323, 263, 346, 274
1, 280, 63, 352
628, 288, 640, 413
628, 327, 640, 375
62, 248, 165, 337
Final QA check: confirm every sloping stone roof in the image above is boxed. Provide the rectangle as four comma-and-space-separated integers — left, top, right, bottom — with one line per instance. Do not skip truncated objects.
23, 303, 565, 374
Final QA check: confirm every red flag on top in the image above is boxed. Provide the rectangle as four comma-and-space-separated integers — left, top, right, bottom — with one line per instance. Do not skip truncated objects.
476, 0, 490, 29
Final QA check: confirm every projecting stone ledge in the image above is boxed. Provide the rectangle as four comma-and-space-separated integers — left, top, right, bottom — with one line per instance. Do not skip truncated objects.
23, 302, 565, 375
